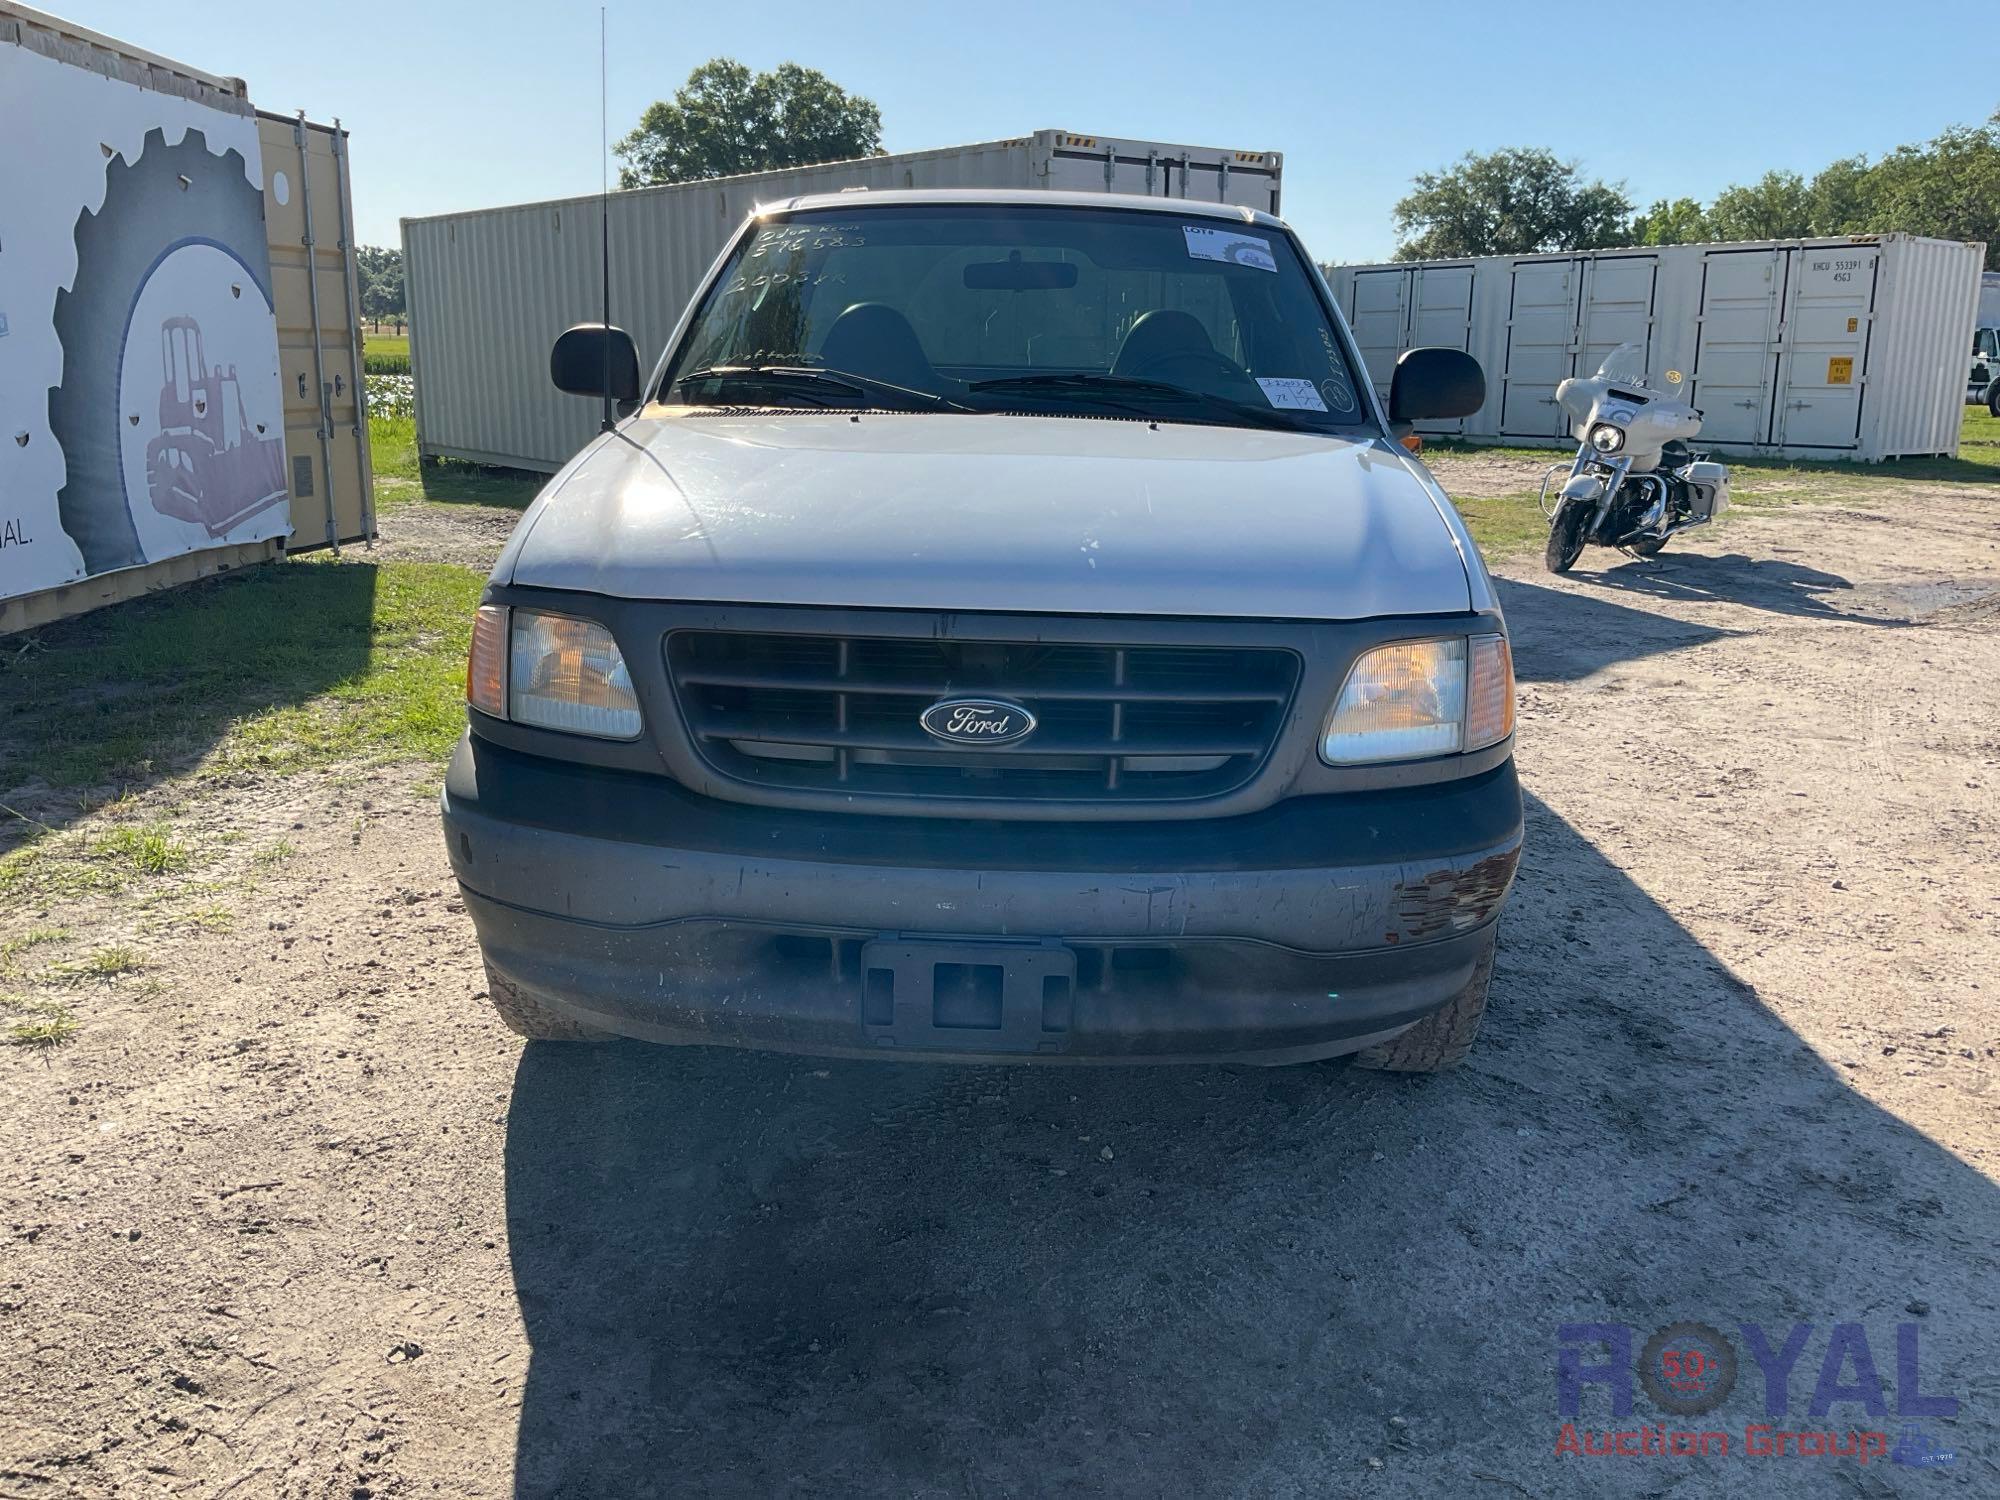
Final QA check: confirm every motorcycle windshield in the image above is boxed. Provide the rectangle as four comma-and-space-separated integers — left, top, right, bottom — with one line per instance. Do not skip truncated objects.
1595, 341, 1651, 385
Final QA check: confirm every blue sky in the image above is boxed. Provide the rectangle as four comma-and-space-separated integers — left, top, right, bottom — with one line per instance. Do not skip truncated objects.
62, 0, 1998, 263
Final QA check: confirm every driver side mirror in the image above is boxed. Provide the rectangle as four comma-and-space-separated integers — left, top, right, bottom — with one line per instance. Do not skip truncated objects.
551, 323, 641, 402
1389, 347, 1485, 423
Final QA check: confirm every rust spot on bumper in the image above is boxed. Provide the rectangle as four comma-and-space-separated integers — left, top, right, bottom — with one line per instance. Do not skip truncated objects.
1392, 845, 1521, 943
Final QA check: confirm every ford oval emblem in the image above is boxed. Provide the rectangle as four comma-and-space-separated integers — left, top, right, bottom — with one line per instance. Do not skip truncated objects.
919, 698, 1037, 746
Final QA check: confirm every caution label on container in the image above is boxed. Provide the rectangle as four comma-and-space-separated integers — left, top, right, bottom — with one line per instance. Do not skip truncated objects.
1827, 356, 1854, 385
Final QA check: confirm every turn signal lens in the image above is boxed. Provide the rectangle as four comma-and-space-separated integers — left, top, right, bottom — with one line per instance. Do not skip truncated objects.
1465, 633, 1515, 750
1321, 639, 1466, 764
508, 610, 642, 739
467, 604, 508, 718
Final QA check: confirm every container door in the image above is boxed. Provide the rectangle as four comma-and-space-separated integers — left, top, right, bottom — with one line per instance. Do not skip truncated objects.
1407, 265, 1476, 431
1347, 269, 1410, 401
1577, 255, 1657, 378
1500, 260, 1579, 437
1692, 249, 1785, 446
260, 113, 374, 549
1773, 246, 1877, 449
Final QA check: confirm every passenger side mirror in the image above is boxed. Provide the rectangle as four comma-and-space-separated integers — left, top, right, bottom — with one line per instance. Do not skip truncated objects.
551, 323, 641, 402
1389, 346, 1485, 423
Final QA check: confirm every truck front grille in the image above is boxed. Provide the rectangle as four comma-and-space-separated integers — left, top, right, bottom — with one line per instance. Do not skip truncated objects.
666, 629, 1300, 804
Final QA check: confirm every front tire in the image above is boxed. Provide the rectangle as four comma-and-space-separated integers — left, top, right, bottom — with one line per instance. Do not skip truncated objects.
1545, 500, 1590, 574
1988, 383, 2000, 418
1351, 934, 1496, 1073
482, 962, 607, 1041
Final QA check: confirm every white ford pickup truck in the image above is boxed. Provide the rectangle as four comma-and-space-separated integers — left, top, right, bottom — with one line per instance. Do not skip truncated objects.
440, 188, 1519, 1070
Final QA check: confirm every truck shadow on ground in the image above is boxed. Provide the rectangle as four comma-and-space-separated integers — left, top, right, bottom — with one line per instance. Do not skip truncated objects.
501, 791, 1996, 1498
1492, 576, 1731, 684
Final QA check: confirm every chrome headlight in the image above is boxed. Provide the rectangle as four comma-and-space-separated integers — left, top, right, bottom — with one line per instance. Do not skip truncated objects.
466, 605, 643, 740
1320, 634, 1514, 765
1588, 422, 1625, 454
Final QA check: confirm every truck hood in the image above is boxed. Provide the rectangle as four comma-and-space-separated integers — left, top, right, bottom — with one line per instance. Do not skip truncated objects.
497, 414, 1475, 620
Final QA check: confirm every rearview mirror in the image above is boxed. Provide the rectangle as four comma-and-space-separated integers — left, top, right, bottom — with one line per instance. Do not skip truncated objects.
963, 259, 1079, 291
1389, 347, 1484, 423
551, 323, 641, 402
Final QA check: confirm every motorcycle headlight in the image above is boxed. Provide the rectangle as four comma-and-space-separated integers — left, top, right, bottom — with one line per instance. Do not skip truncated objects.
1589, 422, 1625, 454
1320, 635, 1514, 765
466, 605, 643, 739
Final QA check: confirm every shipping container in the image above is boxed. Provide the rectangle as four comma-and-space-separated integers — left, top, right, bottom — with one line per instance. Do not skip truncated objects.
403, 130, 1285, 472
1327, 234, 1984, 462
258, 109, 375, 553
0, 2, 372, 633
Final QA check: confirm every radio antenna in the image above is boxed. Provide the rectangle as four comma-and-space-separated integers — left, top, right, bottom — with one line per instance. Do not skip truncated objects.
598, 5, 613, 434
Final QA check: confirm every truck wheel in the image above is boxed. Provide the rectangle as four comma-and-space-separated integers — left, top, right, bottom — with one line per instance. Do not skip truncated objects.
1989, 383, 2000, 418
1544, 501, 1590, 574
482, 963, 607, 1041
1351, 934, 1496, 1073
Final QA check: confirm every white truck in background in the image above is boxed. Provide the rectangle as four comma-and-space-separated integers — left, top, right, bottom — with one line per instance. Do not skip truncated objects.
1971, 272, 2000, 414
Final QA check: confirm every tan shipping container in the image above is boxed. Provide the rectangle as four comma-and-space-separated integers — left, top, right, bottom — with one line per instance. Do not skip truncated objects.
258, 109, 375, 551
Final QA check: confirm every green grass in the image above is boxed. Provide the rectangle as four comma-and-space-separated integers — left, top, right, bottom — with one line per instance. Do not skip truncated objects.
0, 553, 483, 796
92, 822, 191, 876
1, 994, 77, 1048
365, 333, 409, 360
369, 413, 542, 512
39, 945, 145, 986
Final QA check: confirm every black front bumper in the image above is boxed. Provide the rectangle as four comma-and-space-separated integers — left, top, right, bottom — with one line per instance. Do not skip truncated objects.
442, 735, 1522, 1064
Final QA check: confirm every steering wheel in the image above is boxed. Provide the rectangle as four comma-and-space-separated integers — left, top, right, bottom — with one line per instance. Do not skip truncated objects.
1121, 346, 1252, 389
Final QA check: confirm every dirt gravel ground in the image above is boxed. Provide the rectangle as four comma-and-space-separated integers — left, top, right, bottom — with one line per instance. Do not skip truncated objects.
2, 469, 1996, 1498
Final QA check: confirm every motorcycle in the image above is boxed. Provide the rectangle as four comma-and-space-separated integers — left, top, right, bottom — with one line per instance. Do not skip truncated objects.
1541, 342, 1729, 574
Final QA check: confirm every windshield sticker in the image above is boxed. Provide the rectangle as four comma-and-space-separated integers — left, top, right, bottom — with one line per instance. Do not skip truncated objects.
1183, 225, 1276, 273
1257, 377, 1328, 412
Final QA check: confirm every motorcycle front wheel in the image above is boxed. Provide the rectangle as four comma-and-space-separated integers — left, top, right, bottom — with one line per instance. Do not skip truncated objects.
1545, 500, 1591, 574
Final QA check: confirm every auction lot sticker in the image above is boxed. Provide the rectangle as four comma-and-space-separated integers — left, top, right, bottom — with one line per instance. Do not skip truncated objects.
1183, 225, 1275, 272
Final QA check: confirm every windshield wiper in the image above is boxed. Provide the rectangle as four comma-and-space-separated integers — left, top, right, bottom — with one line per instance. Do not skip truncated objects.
676, 365, 968, 413
965, 372, 1315, 432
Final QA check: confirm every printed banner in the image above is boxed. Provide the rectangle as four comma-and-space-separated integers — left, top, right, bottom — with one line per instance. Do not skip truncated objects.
0, 43, 290, 603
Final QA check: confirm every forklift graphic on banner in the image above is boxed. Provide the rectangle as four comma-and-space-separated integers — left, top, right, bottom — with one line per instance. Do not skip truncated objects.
143, 315, 287, 536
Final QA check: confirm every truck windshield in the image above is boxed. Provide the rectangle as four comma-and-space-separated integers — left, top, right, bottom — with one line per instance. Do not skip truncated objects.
661, 203, 1371, 434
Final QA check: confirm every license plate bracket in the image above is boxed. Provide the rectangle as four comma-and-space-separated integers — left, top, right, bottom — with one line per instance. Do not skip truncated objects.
859, 938, 1076, 1054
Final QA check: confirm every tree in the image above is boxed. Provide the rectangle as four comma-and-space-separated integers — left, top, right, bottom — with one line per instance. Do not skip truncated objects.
1630, 197, 1712, 246
1391, 147, 1631, 260
355, 245, 405, 325
1859, 114, 2000, 268
614, 59, 882, 188
1804, 156, 1874, 237
1706, 170, 1814, 242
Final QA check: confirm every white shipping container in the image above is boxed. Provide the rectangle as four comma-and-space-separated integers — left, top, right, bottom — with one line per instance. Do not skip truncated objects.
404, 129, 1284, 472
1327, 234, 1984, 462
